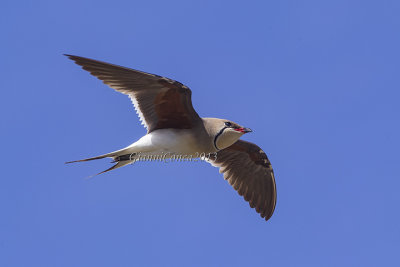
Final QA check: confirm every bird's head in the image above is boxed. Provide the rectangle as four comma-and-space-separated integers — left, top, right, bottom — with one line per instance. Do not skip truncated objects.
203, 118, 252, 151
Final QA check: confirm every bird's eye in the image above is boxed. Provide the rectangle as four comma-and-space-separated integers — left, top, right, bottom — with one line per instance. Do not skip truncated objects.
225, 122, 232, 127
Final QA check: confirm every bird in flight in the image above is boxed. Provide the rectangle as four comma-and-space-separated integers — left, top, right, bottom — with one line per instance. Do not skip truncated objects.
65, 55, 277, 221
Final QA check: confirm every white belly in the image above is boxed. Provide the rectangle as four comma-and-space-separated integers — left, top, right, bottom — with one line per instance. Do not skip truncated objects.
127, 129, 200, 154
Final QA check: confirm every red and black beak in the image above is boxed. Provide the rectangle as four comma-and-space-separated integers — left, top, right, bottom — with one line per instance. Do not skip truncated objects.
235, 127, 253, 133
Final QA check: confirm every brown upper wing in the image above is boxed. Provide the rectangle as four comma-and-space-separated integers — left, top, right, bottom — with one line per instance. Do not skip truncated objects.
210, 140, 277, 221
66, 55, 201, 133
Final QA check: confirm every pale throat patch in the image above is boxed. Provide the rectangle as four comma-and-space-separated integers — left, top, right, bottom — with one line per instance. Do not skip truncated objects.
215, 129, 243, 150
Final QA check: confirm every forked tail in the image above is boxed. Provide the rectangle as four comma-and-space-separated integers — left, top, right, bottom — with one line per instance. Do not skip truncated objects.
66, 149, 136, 177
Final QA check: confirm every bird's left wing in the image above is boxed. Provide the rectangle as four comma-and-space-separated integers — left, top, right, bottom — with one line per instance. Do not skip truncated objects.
209, 140, 277, 221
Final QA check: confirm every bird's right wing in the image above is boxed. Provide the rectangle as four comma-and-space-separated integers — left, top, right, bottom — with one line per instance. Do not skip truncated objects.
66, 55, 201, 133
209, 140, 277, 221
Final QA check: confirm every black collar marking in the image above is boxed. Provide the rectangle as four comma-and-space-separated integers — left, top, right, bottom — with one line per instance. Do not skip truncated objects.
213, 126, 228, 151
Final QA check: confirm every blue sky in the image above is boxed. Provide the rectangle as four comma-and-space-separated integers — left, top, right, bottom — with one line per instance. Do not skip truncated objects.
1, 0, 400, 266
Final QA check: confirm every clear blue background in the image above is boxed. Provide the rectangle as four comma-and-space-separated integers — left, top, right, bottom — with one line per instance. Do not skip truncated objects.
1, 0, 399, 266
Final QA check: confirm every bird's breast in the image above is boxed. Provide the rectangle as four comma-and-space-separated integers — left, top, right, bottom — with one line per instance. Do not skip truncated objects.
141, 129, 206, 154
